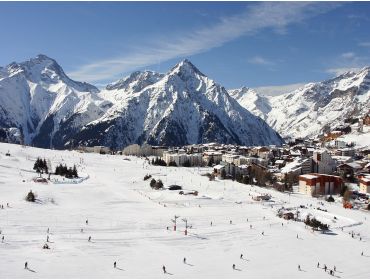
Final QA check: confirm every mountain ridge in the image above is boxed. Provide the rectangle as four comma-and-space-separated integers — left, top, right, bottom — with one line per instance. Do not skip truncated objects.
230, 67, 370, 139
0, 55, 283, 149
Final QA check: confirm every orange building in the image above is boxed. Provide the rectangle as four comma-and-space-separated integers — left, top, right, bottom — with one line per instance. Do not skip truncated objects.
299, 173, 343, 197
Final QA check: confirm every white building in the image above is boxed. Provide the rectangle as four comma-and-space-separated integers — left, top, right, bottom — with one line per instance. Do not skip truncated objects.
334, 140, 347, 149
122, 144, 140, 156
122, 144, 162, 157
163, 151, 202, 166
203, 151, 223, 165
312, 150, 337, 175
222, 154, 239, 164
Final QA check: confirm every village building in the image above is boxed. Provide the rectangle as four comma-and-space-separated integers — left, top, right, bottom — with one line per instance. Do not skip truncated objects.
336, 148, 356, 157
151, 146, 167, 157
163, 151, 203, 167
79, 145, 111, 154
337, 162, 363, 181
312, 150, 337, 174
299, 173, 343, 196
122, 144, 140, 156
334, 140, 347, 149
359, 177, 370, 194
202, 150, 223, 165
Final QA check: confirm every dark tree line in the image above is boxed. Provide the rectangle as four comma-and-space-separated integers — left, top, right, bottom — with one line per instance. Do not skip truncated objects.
150, 178, 164, 190
33, 158, 48, 174
168, 161, 177, 167
151, 157, 167, 166
304, 216, 329, 231
55, 164, 78, 178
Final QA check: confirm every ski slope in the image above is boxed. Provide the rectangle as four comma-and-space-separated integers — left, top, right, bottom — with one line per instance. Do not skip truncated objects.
0, 142, 369, 278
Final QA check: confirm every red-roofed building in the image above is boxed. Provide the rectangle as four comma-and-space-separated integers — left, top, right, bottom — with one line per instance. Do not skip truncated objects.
299, 173, 343, 197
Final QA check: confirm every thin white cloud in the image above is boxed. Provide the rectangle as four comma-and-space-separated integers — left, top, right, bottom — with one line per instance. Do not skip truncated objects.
248, 56, 274, 66
326, 67, 362, 76
69, 2, 340, 84
341, 52, 355, 59
358, 41, 370, 47
325, 51, 370, 76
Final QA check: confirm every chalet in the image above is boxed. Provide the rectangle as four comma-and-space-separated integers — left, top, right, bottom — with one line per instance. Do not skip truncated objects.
362, 114, 370, 126
282, 212, 295, 220
359, 177, 370, 194
213, 164, 226, 177
337, 163, 362, 180
275, 159, 285, 168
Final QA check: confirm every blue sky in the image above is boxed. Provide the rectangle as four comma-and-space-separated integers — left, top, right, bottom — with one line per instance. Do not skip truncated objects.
1, 1, 370, 88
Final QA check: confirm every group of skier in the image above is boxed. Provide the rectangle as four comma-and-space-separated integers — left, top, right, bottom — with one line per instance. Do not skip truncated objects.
0, 203, 10, 209
316, 262, 337, 276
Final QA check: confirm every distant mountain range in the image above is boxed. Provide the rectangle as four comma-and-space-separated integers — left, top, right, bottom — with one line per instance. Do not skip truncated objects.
0, 55, 283, 149
230, 68, 370, 140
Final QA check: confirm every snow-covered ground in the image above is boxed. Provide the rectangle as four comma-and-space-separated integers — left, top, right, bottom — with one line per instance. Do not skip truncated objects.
0, 142, 369, 278
336, 126, 370, 149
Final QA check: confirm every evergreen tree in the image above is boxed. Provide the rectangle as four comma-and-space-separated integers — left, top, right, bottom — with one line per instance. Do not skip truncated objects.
25, 190, 36, 202
33, 158, 41, 174
72, 165, 78, 178
155, 179, 164, 189
220, 168, 226, 179
150, 179, 156, 188
168, 161, 177, 167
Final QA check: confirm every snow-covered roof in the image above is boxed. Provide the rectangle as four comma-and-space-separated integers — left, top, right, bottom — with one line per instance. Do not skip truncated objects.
341, 162, 362, 169
361, 177, 370, 183
213, 164, 225, 170
300, 174, 318, 179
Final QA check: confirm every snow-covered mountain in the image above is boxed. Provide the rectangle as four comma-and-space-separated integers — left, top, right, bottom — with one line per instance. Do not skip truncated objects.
0, 55, 112, 148
74, 60, 283, 148
230, 68, 370, 139
0, 55, 283, 149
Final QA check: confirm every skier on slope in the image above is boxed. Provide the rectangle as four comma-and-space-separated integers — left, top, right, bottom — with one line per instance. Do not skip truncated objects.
162, 265, 166, 274
24, 262, 28, 269
240, 254, 243, 259
183, 257, 186, 264
114, 261, 116, 268
232, 264, 236, 270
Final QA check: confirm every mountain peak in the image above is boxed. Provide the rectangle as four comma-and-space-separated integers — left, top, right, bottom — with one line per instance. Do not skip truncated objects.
106, 70, 163, 91
35, 54, 54, 62
170, 59, 205, 77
